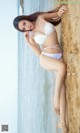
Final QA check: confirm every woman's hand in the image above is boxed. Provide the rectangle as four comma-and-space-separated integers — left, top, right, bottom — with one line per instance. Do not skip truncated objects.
28, 36, 33, 44
24, 31, 36, 46
24, 31, 30, 43
57, 6, 67, 17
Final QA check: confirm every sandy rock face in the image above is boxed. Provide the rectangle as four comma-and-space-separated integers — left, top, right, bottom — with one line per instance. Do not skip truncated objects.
56, 0, 80, 132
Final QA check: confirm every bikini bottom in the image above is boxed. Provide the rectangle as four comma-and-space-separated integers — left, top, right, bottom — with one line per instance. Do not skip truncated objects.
41, 45, 63, 59
41, 52, 63, 59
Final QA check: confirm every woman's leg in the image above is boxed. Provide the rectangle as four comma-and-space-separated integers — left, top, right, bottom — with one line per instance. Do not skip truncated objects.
60, 83, 66, 123
53, 64, 66, 114
54, 57, 67, 131
39, 54, 67, 131
39, 54, 67, 114
57, 83, 68, 132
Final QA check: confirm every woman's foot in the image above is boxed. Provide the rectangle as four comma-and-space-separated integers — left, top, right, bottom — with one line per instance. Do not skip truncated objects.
57, 121, 68, 133
53, 96, 60, 115
53, 102, 60, 115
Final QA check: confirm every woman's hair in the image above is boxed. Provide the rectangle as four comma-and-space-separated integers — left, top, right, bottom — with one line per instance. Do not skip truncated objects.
13, 6, 62, 32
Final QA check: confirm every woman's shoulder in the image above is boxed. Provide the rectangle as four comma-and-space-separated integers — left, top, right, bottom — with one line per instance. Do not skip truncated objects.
35, 16, 47, 33
37, 15, 53, 27
37, 15, 46, 22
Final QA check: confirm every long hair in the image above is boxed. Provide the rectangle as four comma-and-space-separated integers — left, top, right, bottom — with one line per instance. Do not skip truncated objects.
13, 6, 62, 32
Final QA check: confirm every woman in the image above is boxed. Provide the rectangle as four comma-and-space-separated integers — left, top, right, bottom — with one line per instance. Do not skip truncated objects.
13, 5, 68, 132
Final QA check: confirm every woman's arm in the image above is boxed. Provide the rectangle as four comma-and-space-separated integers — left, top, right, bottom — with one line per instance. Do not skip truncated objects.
48, 5, 62, 13
39, 5, 67, 20
24, 34, 42, 57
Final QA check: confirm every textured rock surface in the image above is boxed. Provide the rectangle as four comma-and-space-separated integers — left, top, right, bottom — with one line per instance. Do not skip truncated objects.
57, 0, 80, 132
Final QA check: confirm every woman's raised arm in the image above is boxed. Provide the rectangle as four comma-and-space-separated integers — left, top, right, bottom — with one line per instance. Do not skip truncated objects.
39, 5, 67, 20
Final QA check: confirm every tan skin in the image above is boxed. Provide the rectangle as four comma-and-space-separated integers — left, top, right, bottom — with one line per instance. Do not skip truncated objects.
18, 6, 68, 132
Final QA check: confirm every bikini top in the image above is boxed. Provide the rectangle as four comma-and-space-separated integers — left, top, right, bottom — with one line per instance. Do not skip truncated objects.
29, 20, 56, 45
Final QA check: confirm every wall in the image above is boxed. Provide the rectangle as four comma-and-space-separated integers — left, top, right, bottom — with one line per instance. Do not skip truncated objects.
58, 0, 80, 132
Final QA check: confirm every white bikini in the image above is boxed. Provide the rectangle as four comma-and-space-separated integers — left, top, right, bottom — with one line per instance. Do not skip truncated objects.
30, 18, 63, 59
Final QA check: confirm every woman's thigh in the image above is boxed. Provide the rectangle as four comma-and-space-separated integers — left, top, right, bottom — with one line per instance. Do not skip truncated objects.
39, 54, 65, 71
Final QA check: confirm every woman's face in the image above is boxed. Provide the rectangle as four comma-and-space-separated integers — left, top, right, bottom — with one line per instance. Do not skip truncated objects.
18, 20, 34, 31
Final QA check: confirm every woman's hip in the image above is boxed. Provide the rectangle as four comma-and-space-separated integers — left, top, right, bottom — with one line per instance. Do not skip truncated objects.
41, 51, 63, 59
39, 53, 65, 71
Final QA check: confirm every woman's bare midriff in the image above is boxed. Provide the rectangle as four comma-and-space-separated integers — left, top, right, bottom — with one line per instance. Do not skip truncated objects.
42, 31, 62, 54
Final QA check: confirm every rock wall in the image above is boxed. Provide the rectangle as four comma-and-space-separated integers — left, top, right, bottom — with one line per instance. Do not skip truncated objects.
57, 0, 80, 132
